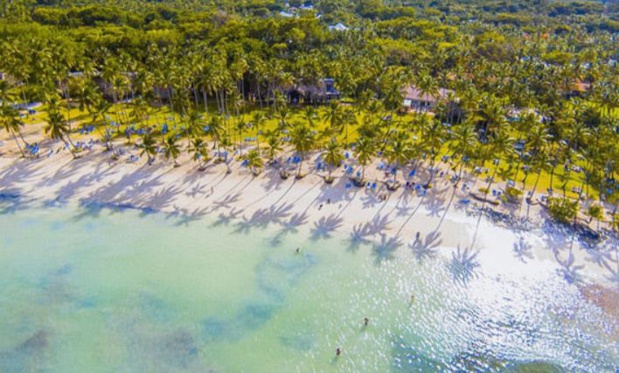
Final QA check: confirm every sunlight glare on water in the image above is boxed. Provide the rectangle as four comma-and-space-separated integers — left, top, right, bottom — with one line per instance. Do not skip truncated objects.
0, 203, 617, 372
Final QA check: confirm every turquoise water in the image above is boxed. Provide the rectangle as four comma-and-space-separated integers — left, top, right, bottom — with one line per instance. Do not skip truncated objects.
0, 201, 618, 372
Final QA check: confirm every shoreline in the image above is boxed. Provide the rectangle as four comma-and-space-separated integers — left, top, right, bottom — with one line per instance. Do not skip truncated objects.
1, 143, 618, 314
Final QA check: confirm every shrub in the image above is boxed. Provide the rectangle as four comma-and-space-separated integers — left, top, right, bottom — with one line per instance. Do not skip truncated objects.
504, 186, 523, 204
547, 197, 578, 224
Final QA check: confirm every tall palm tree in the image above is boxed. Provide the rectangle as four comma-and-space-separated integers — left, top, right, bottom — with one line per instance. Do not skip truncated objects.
322, 101, 344, 138
138, 133, 157, 165
44, 96, 76, 158
354, 136, 376, 183
323, 140, 344, 183
290, 123, 315, 178
0, 104, 26, 157
264, 129, 282, 165
419, 116, 446, 187
450, 119, 477, 183
189, 137, 209, 171
164, 134, 181, 167
243, 149, 263, 176
384, 130, 413, 188
252, 111, 266, 150
207, 115, 224, 156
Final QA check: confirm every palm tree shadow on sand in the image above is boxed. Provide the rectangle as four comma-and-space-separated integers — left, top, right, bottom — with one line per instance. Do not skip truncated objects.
269, 212, 310, 246
371, 233, 403, 266
554, 250, 585, 284
409, 230, 442, 263
0, 189, 32, 214
310, 214, 344, 241
346, 213, 392, 253
448, 245, 480, 284
172, 206, 211, 226
211, 207, 244, 227
584, 239, 619, 284
513, 235, 534, 263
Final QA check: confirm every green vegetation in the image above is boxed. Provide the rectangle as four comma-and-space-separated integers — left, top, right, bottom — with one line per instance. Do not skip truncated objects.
547, 197, 579, 225
0, 0, 618, 225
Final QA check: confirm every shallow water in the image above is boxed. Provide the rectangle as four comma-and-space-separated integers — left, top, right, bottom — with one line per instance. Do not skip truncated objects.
0, 202, 617, 372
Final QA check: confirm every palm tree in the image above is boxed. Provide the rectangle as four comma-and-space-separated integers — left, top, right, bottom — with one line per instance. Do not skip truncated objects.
354, 136, 376, 184
323, 140, 344, 183
138, 133, 157, 165
485, 128, 515, 196
219, 130, 233, 174
342, 107, 357, 149
289, 123, 315, 179
44, 97, 76, 158
163, 134, 181, 167
586, 203, 604, 229
450, 120, 477, 183
207, 115, 224, 156
264, 129, 282, 165
189, 137, 209, 171
419, 116, 446, 187
322, 100, 343, 138
92, 98, 113, 151
0, 104, 26, 157
384, 130, 413, 189
184, 109, 202, 149
252, 111, 266, 150
243, 149, 264, 176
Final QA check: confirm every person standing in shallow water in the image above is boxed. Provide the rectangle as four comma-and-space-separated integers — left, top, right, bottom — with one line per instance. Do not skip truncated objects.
336, 347, 341, 356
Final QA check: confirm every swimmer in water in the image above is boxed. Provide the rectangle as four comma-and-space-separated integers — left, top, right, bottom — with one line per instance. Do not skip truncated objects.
296, 247, 301, 254
336, 347, 341, 356
364, 317, 369, 327
410, 294, 416, 304
416, 232, 420, 240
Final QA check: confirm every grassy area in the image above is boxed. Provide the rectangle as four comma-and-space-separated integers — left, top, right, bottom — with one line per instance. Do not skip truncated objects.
13, 101, 617, 204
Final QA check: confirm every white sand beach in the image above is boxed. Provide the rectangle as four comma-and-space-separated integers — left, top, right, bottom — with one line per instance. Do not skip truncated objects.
1, 137, 618, 300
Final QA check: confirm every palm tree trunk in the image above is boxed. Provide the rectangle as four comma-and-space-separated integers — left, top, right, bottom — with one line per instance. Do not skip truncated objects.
297, 157, 304, 178
11, 130, 25, 157
202, 89, 208, 114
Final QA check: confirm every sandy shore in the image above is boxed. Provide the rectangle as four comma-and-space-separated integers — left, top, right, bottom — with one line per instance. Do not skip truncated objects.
1, 139, 618, 320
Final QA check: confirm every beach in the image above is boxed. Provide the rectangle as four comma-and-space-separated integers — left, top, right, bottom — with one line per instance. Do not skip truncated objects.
1, 138, 618, 291
1, 140, 619, 370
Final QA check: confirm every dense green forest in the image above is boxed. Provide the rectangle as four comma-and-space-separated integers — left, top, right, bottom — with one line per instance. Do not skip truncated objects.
0, 0, 618, 226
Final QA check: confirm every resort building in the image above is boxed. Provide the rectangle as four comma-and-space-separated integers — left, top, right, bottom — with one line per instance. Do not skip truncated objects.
401, 85, 455, 112
288, 78, 341, 104
328, 23, 349, 31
